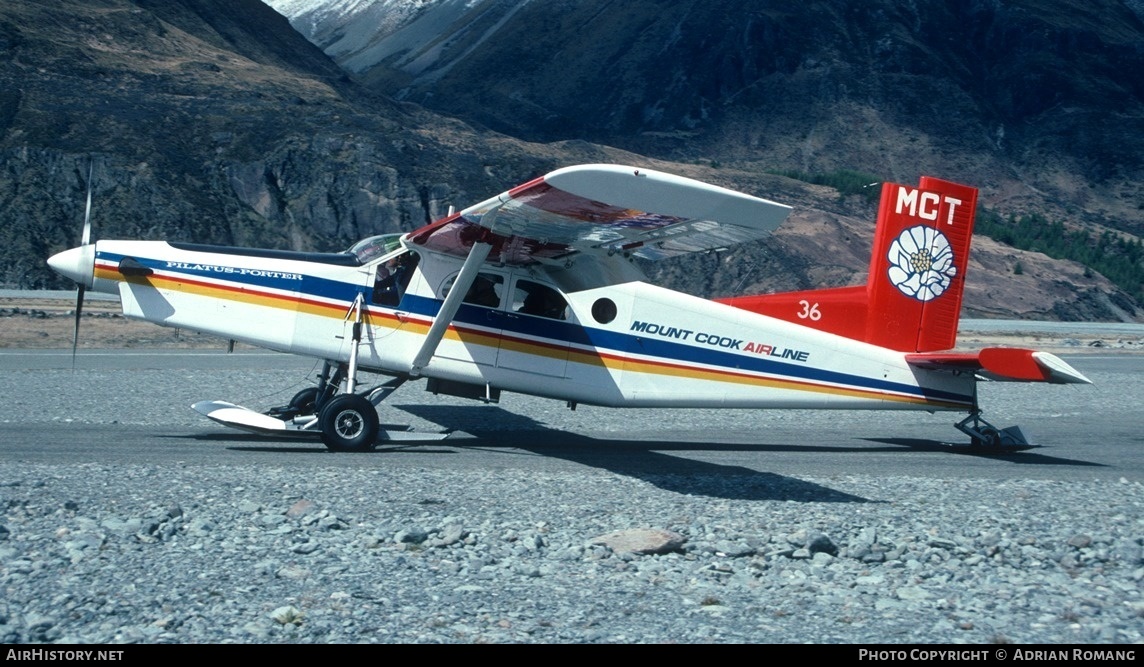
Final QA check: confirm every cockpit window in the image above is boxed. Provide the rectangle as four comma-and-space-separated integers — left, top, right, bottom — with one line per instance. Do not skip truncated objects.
348, 234, 404, 264
372, 251, 419, 307
465, 274, 504, 308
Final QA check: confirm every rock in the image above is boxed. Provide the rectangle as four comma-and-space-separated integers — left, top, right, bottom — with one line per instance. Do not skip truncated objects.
269, 606, 303, 625
395, 527, 429, 544
713, 541, 755, 558
806, 532, 839, 556
590, 529, 685, 555
286, 499, 317, 519
425, 523, 466, 548
1068, 534, 1093, 549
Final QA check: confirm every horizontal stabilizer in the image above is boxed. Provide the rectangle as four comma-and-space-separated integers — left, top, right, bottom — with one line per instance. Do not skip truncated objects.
906, 348, 1092, 384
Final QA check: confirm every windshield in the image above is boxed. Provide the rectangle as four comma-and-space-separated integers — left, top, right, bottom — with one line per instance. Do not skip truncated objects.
347, 234, 404, 264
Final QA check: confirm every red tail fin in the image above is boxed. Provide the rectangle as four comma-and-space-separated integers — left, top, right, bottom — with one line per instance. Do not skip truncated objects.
865, 177, 978, 351
717, 177, 979, 353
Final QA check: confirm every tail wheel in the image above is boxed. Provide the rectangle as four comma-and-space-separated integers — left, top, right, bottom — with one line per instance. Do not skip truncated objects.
318, 394, 379, 452
975, 427, 1003, 448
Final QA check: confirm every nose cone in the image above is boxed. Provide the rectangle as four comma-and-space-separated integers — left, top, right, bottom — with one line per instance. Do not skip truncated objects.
47, 245, 96, 287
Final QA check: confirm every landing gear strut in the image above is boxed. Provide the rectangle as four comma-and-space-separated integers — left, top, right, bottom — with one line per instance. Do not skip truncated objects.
953, 386, 1037, 452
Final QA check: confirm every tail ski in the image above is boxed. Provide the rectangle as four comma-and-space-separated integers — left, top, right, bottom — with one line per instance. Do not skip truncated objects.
719, 177, 977, 353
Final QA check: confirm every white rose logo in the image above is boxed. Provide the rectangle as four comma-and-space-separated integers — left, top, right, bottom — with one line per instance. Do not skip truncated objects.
887, 225, 956, 302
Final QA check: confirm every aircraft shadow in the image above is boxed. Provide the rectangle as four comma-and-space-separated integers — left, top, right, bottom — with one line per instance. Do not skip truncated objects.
865, 438, 1106, 467
391, 404, 874, 503
162, 431, 330, 453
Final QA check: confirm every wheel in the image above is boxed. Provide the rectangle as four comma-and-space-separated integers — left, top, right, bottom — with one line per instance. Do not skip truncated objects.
971, 427, 1002, 448
289, 387, 321, 416
318, 394, 379, 452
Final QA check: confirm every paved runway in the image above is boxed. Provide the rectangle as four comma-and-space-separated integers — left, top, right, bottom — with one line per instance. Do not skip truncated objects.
0, 350, 1140, 482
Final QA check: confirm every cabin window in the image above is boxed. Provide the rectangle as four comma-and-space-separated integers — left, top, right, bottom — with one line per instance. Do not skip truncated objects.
512, 279, 568, 320
591, 298, 617, 324
371, 251, 419, 306
465, 273, 504, 308
441, 272, 505, 308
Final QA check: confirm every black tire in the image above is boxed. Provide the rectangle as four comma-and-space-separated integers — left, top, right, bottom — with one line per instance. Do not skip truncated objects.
972, 427, 1002, 448
289, 387, 321, 416
318, 394, 379, 452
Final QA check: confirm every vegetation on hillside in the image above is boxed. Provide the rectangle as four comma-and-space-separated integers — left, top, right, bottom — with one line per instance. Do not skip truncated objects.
975, 211, 1144, 303
769, 169, 883, 202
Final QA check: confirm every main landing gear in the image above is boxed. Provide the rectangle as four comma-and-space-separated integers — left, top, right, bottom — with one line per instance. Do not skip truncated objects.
267, 361, 407, 452
194, 297, 447, 449
193, 364, 439, 451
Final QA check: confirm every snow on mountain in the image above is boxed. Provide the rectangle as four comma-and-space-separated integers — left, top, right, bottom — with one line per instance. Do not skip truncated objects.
264, 0, 504, 76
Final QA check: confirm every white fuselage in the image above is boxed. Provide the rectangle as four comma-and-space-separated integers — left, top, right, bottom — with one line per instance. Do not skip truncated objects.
86, 239, 975, 412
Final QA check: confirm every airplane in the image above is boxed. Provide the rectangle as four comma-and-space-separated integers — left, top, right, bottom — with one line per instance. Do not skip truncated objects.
47, 163, 1091, 452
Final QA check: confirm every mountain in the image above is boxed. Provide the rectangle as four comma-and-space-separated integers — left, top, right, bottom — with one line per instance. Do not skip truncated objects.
0, 0, 550, 287
272, 0, 1144, 229
0, 0, 1139, 323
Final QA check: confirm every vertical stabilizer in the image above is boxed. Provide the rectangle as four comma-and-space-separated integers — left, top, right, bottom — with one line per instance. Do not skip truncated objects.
716, 177, 978, 353
864, 178, 978, 352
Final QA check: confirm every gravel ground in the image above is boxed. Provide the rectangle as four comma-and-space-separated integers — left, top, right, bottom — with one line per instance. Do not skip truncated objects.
1, 463, 1141, 644
0, 357, 1142, 644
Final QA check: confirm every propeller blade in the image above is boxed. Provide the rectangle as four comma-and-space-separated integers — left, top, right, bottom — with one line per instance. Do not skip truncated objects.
71, 160, 95, 369
72, 284, 85, 369
81, 162, 93, 246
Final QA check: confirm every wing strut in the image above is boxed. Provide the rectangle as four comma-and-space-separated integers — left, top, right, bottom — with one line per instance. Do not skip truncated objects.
409, 234, 494, 377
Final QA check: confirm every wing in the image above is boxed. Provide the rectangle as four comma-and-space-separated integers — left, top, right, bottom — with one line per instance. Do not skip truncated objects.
406, 164, 792, 264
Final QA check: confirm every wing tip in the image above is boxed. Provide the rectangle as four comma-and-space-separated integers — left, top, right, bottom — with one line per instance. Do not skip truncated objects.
1032, 351, 1093, 384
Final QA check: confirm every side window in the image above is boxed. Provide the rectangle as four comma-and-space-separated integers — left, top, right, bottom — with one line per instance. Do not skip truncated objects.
465, 273, 504, 308
371, 251, 419, 307
513, 279, 568, 320
441, 272, 505, 308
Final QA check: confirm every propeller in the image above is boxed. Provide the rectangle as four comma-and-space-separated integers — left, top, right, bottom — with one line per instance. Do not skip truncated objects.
72, 162, 94, 365
46, 161, 97, 368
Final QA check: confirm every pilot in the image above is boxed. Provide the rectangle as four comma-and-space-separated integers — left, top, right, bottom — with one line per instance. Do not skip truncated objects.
372, 255, 412, 306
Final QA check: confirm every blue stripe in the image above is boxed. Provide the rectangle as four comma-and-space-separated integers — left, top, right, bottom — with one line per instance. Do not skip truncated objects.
401, 294, 971, 404
97, 250, 364, 302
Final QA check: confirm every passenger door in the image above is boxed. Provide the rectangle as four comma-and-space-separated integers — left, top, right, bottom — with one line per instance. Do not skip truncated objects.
496, 276, 572, 378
